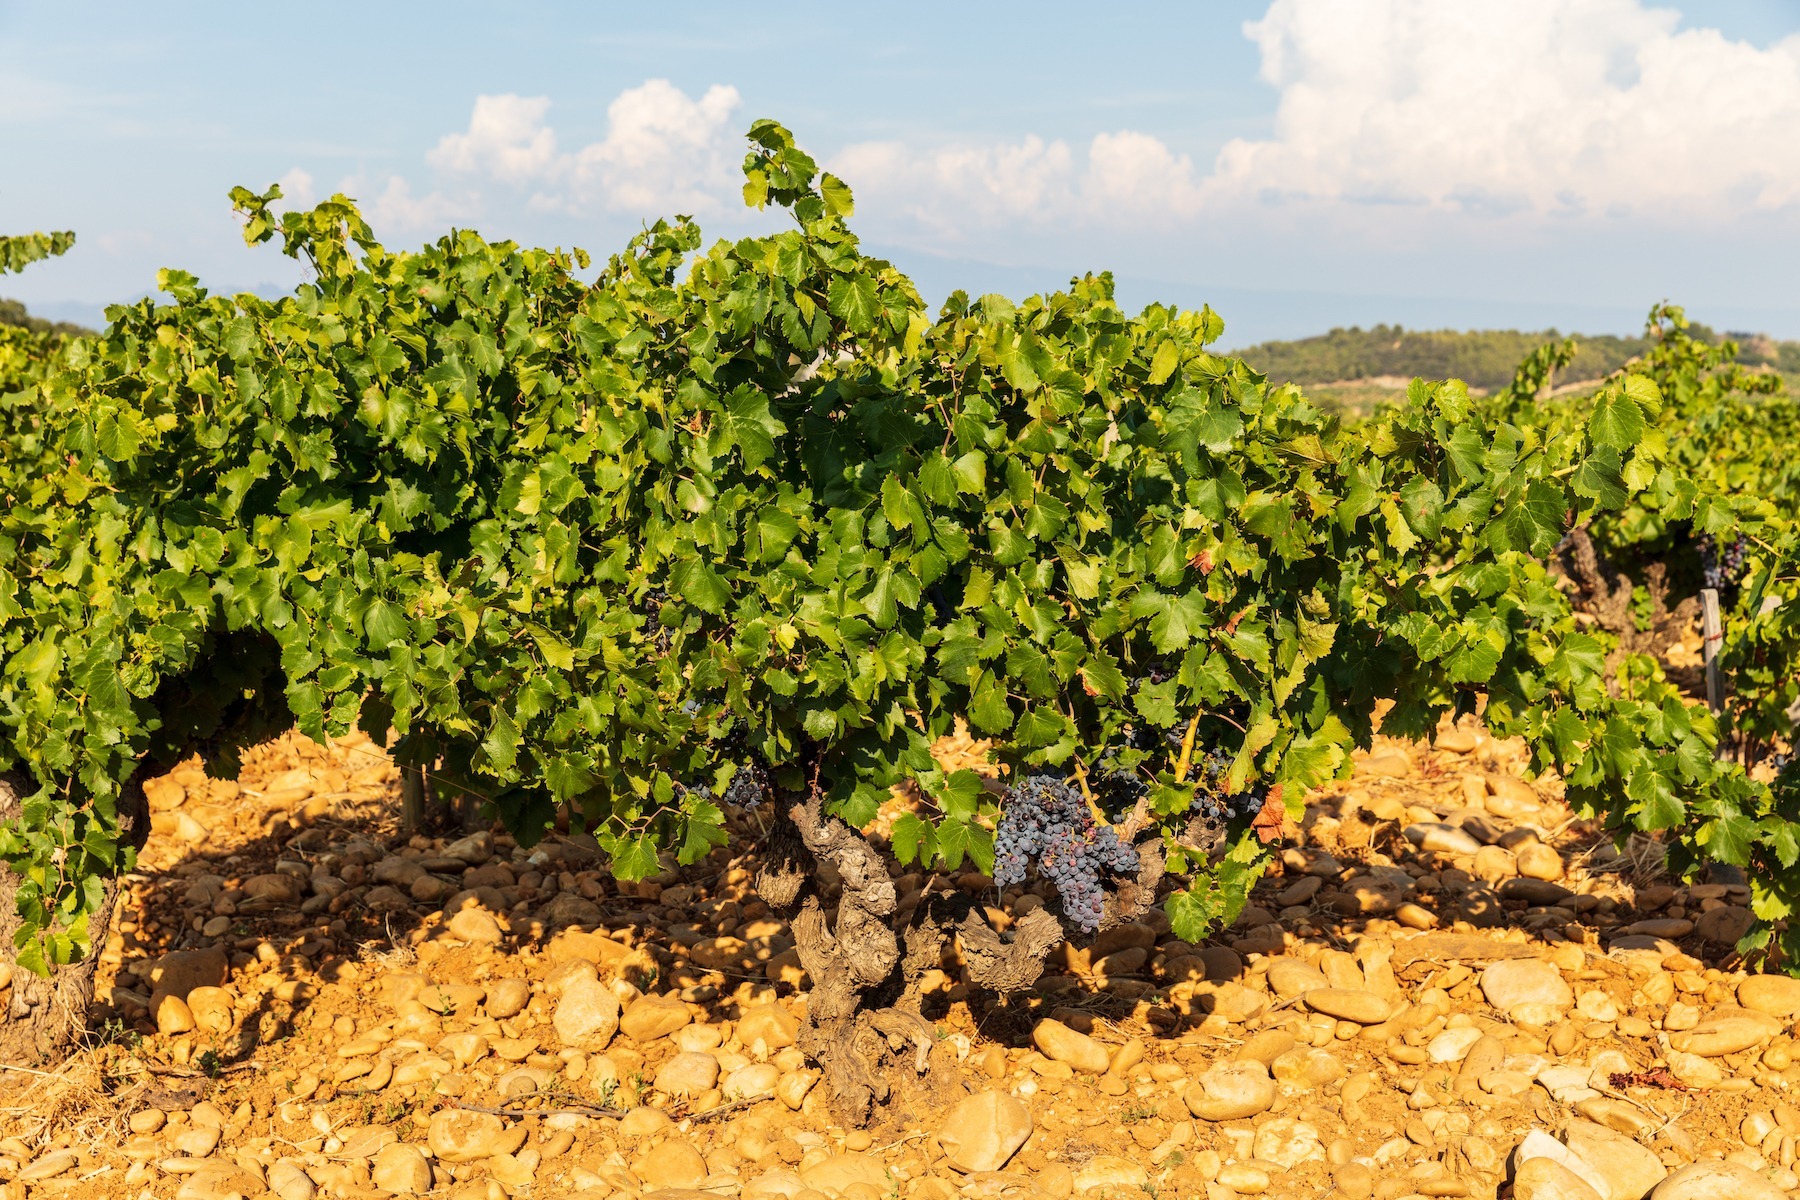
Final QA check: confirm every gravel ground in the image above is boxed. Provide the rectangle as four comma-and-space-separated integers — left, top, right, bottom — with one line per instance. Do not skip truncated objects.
1, 692, 1795, 1200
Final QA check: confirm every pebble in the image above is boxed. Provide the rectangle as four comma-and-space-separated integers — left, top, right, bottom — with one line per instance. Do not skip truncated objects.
1427, 1027, 1484, 1063
268, 1161, 317, 1200
484, 978, 530, 1018
155, 993, 197, 1035
19, 1151, 78, 1182
1267, 958, 1330, 998
1184, 1061, 1277, 1120
1514, 1129, 1610, 1199
739, 1002, 800, 1054
725, 1062, 782, 1098
1696, 905, 1754, 944
1515, 842, 1564, 880
1031, 1019, 1110, 1073
1405, 823, 1483, 856
1216, 1163, 1271, 1192
1253, 1116, 1323, 1167
936, 1091, 1032, 1172
447, 907, 502, 944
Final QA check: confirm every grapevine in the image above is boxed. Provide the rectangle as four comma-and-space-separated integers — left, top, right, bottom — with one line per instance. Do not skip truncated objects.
0, 120, 1780, 988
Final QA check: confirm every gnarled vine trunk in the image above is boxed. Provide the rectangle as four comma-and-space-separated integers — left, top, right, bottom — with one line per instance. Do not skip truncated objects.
0, 772, 149, 1066
757, 792, 1139, 1128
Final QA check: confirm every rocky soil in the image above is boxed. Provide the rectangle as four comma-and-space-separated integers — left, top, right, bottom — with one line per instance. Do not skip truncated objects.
2, 706, 1798, 1200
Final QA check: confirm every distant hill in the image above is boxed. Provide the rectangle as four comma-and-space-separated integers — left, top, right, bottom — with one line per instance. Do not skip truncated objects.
0, 297, 92, 337
1238, 322, 1800, 397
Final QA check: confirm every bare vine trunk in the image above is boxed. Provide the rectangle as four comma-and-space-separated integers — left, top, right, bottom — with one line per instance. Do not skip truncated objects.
0, 771, 150, 1066
757, 792, 1088, 1127
1555, 526, 1700, 685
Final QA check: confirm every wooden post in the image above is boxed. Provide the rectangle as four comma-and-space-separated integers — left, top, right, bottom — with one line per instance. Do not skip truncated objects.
1701, 587, 1728, 762
1701, 588, 1724, 716
401, 765, 426, 835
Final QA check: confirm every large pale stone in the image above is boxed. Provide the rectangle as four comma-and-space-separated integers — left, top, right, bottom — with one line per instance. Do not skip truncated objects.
370, 1144, 432, 1194
1031, 1018, 1109, 1073
1266, 959, 1330, 999
639, 1139, 708, 1190
1074, 1156, 1150, 1191
800, 1154, 888, 1194
738, 1002, 799, 1055
1561, 1120, 1665, 1200
621, 994, 692, 1042
937, 1091, 1032, 1173
1514, 1129, 1609, 1200
1252, 1117, 1323, 1168
1302, 988, 1396, 1025
1405, 822, 1482, 856
723, 1063, 780, 1099
149, 947, 230, 1001
155, 993, 196, 1035
448, 907, 502, 944
1514, 1158, 1604, 1200
1481, 960, 1572, 1023
1739, 974, 1800, 1019
743, 1171, 807, 1200
268, 1161, 316, 1200
554, 977, 621, 1049
1515, 843, 1565, 881
1667, 1008, 1781, 1057
654, 1051, 720, 1096
427, 1110, 526, 1163
1183, 1061, 1277, 1121
1649, 1161, 1788, 1200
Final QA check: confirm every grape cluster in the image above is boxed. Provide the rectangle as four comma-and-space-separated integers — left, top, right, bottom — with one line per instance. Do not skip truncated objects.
720, 761, 766, 809
994, 775, 1140, 932
1700, 534, 1749, 598
1090, 759, 1148, 817
639, 585, 675, 653
1186, 746, 1268, 836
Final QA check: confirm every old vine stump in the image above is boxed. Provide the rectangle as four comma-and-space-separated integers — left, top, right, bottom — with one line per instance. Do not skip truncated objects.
0, 771, 149, 1065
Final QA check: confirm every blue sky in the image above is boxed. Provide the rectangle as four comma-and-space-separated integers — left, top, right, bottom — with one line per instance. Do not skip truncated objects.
5, 0, 1800, 346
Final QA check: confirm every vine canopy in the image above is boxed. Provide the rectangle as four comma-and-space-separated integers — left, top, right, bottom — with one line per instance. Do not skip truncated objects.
0, 122, 1774, 971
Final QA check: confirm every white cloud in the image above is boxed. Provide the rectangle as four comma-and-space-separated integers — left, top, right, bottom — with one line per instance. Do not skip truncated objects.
426, 81, 743, 215
344, 174, 475, 233
1216, 0, 1800, 217
276, 168, 316, 211
427, 94, 559, 184
830, 132, 1202, 241
831, 0, 1800, 237
564, 80, 741, 213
